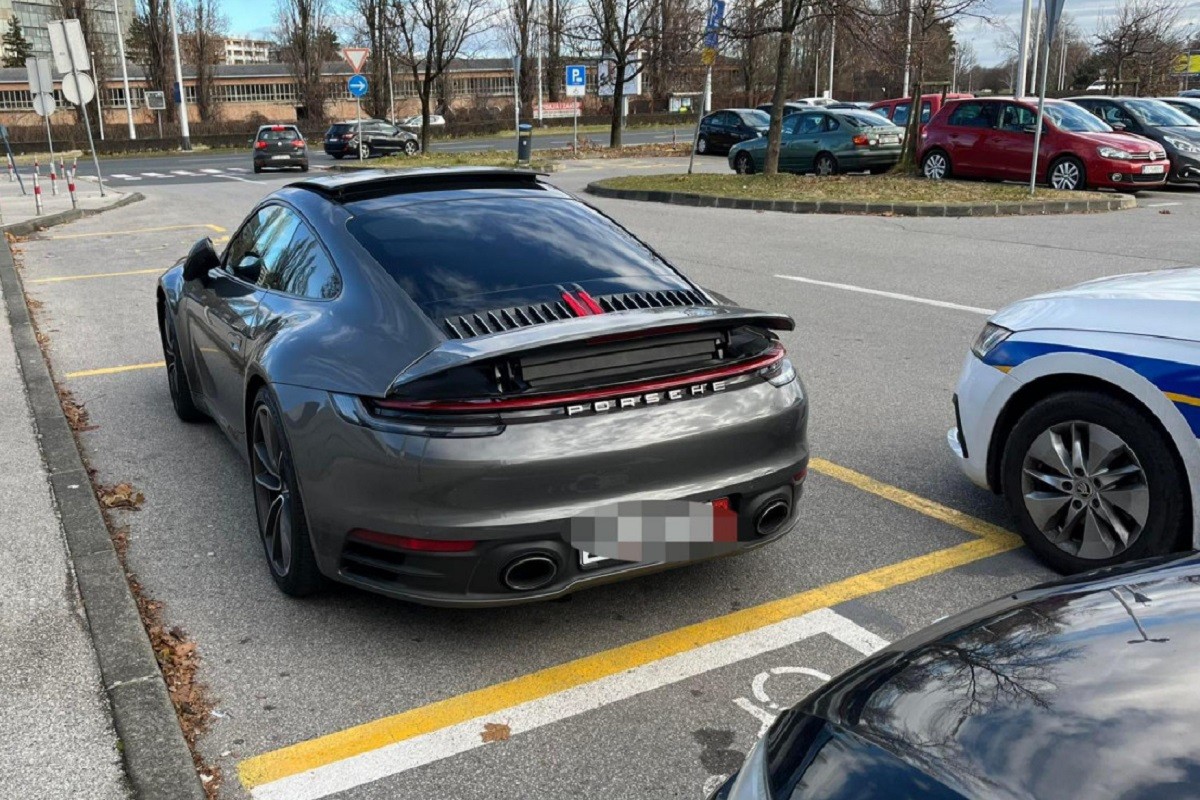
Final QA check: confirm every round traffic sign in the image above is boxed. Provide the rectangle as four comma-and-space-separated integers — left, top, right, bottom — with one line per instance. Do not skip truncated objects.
32, 93, 57, 117
348, 74, 369, 98
61, 72, 95, 106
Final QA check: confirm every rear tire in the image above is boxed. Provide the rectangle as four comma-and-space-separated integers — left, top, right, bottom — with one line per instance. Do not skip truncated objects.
159, 311, 207, 423
250, 387, 323, 597
734, 151, 755, 175
921, 149, 951, 180
404, 140, 420, 156
815, 152, 838, 176
1000, 390, 1186, 573
696, 135, 709, 155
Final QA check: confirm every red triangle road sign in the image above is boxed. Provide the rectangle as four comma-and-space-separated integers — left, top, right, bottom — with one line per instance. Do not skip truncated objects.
342, 47, 369, 73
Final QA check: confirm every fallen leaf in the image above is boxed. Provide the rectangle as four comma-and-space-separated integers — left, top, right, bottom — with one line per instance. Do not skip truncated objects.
481, 722, 511, 743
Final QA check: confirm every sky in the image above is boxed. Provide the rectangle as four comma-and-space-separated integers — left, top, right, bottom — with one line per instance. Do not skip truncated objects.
219, 0, 1200, 68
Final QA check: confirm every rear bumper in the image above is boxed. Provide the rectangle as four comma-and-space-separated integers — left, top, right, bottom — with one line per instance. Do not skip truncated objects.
275, 376, 809, 607
254, 154, 308, 168
840, 148, 902, 168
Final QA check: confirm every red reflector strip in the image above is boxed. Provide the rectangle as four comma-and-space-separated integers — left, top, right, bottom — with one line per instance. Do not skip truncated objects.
349, 529, 476, 552
711, 497, 737, 542
561, 291, 589, 317
375, 344, 786, 414
576, 289, 605, 315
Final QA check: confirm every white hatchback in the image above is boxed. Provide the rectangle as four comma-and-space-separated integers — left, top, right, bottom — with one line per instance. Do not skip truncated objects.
950, 268, 1200, 573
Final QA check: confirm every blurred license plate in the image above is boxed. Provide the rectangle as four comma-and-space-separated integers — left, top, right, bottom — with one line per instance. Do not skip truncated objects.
1143, 164, 1165, 174
271, 155, 290, 160
571, 499, 739, 568
880, 135, 899, 143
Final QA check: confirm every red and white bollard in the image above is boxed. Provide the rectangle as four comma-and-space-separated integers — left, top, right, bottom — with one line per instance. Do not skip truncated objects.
5, 154, 13, 183
32, 166, 43, 216
48, 158, 58, 196
67, 162, 78, 210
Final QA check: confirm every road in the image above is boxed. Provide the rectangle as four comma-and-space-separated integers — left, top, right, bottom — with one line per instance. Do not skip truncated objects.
13, 160, 1200, 799
77, 125, 695, 186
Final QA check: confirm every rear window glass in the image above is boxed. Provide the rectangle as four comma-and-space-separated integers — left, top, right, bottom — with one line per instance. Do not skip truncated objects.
259, 127, 300, 141
328, 123, 355, 135
347, 196, 688, 312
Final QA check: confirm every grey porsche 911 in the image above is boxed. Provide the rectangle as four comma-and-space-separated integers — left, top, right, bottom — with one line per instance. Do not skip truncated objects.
156, 168, 809, 607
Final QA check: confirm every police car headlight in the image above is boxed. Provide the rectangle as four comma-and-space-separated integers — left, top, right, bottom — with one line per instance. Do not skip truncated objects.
971, 323, 1012, 359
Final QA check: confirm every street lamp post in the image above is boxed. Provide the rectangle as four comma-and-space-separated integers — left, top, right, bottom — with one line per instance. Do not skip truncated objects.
167, 0, 192, 150
112, 0, 136, 138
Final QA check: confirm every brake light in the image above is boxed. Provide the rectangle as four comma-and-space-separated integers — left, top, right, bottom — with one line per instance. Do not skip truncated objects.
292, 139, 305, 147
271, 125, 286, 131
348, 529, 476, 552
254, 140, 267, 149
852, 134, 871, 147
374, 344, 786, 414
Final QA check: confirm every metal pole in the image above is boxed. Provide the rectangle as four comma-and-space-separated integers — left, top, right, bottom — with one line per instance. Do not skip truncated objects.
536, 24, 544, 124
92, 52, 106, 140
167, 0, 192, 149
42, 114, 57, 194
63, 40, 105, 196
827, 18, 835, 98
687, 64, 711, 175
113, 0, 136, 138
1029, 28, 1052, 196
902, 1, 913, 94
1029, 0, 1043, 96
513, 55, 521, 137
357, 97, 363, 160
1015, 0, 1032, 98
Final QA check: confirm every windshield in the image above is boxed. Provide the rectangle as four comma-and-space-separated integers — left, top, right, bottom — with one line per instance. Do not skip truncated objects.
1043, 103, 1111, 132
741, 110, 771, 127
841, 111, 894, 128
1126, 99, 1198, 127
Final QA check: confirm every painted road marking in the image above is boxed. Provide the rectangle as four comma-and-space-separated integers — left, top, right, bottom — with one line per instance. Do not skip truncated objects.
248, 609, 884, 800
228, 167, 249, 172
216, 173, 259, 184
1146, 202, 1181, 208
47, 223, 226, 240
776, 274, 996, 316
65, 361, 165, 379
109, 173, 141, 180
142, 172, 170, 178
239, 469, 1022, 795
200, 168, 224, 174
29, 267, 162, 284
171, 170, 198, 176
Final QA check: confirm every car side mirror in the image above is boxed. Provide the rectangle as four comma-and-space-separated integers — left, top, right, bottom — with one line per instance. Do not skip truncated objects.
182, 237, 220, 282
231, 254, 263, 284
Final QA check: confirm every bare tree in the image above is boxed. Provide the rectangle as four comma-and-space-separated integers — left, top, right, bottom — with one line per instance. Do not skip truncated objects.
181, 0, 228, 121
507, 0, 537, 107
545, 0, 569, 100
129, 0, 176, 122
390, 0, 493, 149
347, 0, 394, 120
573, 0, 659, 146
276, 0, 335, 124
1095, 0, 1185, 95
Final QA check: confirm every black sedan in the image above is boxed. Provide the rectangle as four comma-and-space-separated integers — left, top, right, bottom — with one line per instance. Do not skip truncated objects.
697, 109, 771, 155
713, 553, 1200, 799
156, 169, 809, 607
1069, 96, 1200, 183
252, 124, 308, 173
322, 119, 420, 159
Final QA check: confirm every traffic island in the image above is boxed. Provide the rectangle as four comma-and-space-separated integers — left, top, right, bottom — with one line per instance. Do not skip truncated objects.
328, 143, 693, 173
585, 174, 1136, 216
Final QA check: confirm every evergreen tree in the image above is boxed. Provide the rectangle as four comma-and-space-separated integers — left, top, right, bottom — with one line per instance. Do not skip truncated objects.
2, 18, 34, 68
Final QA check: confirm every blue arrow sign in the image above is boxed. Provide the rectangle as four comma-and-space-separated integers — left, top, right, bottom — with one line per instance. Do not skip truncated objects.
348, 74, 368, 98
566, 65, 586, 87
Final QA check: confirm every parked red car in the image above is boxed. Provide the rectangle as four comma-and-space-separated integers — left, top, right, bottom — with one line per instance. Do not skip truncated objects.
918, 97, 1171, 191
870, 92, 973, 130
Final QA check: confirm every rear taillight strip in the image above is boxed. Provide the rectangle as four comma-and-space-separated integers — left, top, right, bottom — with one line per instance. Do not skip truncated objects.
374, 344, 786, 414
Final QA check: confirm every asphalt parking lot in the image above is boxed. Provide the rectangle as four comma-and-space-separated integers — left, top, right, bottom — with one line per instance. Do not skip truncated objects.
16, 159, 1200, 799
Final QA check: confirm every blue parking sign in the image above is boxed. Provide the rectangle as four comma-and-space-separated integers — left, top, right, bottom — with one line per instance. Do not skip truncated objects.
348, 74, 368, 98
566, 65, 586, 97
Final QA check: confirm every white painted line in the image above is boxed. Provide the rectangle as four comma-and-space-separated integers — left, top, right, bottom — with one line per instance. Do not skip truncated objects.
109, 173, 139, 179
1146, 202, 1181, 207
227, 167, 249, 172
249, 608, 886, 800
215, 173, 258, 184
141, 172, 170, 178
171, 169, 198, 176
776, 274, 996, 315
200, 168, 225, 174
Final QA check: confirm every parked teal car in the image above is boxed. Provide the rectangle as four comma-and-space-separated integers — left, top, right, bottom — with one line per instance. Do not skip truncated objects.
728, 109, 905, 175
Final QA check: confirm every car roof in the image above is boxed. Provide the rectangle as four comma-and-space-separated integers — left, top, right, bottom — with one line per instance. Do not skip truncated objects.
808, 553, 1200, 800
289, 167, 554, 205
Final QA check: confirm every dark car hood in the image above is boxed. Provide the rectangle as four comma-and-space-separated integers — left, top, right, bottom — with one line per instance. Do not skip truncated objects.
1156, 125, 1200, 141
800, 553, 1200, 800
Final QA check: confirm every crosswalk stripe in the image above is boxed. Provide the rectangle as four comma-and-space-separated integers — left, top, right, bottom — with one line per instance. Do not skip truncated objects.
142, 172, 169, 178
171, 169, 197, 176
227, 167, 249, 172
200, 168, 224, 174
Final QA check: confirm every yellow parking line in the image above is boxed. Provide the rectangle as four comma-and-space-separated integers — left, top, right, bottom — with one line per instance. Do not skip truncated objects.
29, 268, 163, 284
46, 223, 226, 240
65, 361, 165, 379
238, 468, 1022, 789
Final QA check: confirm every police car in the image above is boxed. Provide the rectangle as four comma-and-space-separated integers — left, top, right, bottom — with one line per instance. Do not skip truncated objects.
949, 268, 1200, 573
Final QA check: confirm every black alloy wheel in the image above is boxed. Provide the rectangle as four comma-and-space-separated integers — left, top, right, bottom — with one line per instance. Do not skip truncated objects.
250, 388, 322, 596
160, 313, 206, 423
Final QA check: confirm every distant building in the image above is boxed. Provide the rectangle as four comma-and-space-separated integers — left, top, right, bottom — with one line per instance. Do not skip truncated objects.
0, 0, 135, 73
223, 37, 275, 66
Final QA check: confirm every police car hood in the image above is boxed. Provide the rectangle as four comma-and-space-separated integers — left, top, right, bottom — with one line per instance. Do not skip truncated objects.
991, 267, 1200, 344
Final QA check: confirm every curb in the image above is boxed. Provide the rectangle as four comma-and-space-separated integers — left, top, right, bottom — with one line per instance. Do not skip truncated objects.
584, 182, 1137, 216
2, 191, 146, 237
0, 240, 205, 799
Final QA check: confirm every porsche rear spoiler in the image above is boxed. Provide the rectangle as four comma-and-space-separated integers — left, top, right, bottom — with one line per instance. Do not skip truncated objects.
388, 306, 794, 395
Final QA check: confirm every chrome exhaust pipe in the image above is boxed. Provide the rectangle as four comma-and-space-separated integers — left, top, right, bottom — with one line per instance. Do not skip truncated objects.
755, 499, 791, 536
501, 555, 559, 592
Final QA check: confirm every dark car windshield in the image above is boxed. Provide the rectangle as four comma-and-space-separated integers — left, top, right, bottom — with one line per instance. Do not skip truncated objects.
1126, 99, 1198, 127
740, 110, 771, 127
347, 195, 690, 313
1044, 103, 1111, 132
